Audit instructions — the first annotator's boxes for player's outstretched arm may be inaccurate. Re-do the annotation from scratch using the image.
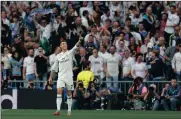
[70,37,83,55]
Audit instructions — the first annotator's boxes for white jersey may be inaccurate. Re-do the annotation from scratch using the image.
[51,46,77,83]
[132,62,147,79]
[122,57,135,77]
[105,53,122,76]
[88,55,104,78]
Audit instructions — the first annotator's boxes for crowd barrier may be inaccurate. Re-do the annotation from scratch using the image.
[7,80,181,94]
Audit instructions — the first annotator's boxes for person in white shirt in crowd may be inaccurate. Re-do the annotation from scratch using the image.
[117,40,129,59]
[129,8,143,27]
[164,5,180,47]
[84,25,101,46]
[157,37,166,59]
[1,47,11,71]
[109,1,121,16]
[140,37,150,57]
[104,46,122,90]
[79,1,93,17]
[172,43,181,81]
[81,10,91,30]
[1,10,10,26]
[101,8,114,26]
[23,48,35,88]
[126,26,143,45]
[98,44,109,61]
[122,49,135,80]
[132,53,148,81]
[89,49,104,84]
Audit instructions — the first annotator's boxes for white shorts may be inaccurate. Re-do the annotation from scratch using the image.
[57,78,74,91]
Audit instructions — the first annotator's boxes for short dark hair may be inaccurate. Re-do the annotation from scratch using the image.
[1,61,4,65]
[101,44,107,50]
[152,50,159,57]
[136,53,143,59]
[28,47,34,51]
[83,10,89,17]
[126,17,131,21]
[170,5,176,9]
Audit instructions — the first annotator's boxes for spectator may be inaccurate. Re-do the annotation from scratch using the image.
[161,79,181,111]
[79,2,93,17]
[101,9,114,26]
[1,61,10,89]
[34,46,48,88]
[122,49,135,80]
[169,26,181,47]
[156,37,166,59]
[147,50,164,80]
[23,48,35,88]
[1,10,10,26]
[84,35,98,55]
[9,51,24,88]
[144,84,160,110]
[89,49,104,84]
[92,2,102,26]
[86,81,101,109]
[131,53,148,80]
[99,83,111,110]
[10,15,20,41]
[159,13,168,37]
[127,77,147,110]
[164,40,181,80]
[72,81,87,109]
[164,5,180,47]
[98,44,109,61]
[138,22,147,39]
[1,47,11,71]
[143,7,156,32]
[172,44,181,81]
[104,46,122,90]
[33,15,52,55]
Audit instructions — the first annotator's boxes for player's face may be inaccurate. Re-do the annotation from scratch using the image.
[60,42,67,51]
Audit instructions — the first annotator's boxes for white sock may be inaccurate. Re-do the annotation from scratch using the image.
[67,96,72,112]
[56,94,62,111]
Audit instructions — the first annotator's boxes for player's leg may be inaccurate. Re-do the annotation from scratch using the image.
[66,84,74,116]
[54,80,65,115]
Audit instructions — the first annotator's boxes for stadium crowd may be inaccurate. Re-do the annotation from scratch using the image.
[1,1,181,110]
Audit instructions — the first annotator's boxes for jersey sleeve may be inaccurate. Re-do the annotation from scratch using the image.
[69,45,78,56]
[51,55,59,72]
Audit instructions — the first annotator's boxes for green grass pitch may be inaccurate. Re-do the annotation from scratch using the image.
[2,110,181,119]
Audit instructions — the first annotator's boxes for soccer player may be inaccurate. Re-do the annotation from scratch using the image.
[49,39,81,116]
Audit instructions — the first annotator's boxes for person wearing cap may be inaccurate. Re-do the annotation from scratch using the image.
[144,84,160,110]
[172,43,181,81]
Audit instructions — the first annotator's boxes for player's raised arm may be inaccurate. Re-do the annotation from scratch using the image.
[69,37,83,55]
